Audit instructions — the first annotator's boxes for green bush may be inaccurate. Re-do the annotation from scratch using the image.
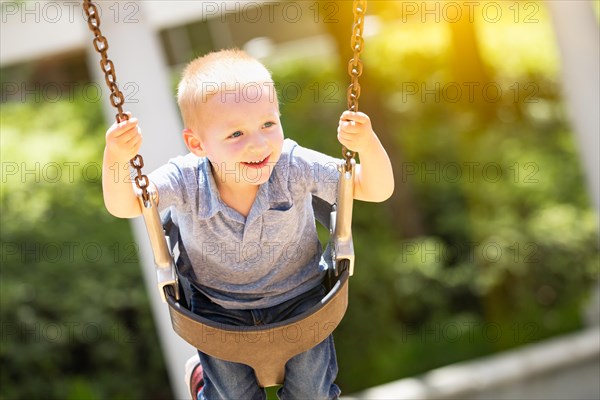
[1,99,171,399]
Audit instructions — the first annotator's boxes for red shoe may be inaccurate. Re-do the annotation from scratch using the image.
[185,354,204,399]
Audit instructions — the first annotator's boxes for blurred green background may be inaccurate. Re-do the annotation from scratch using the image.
[1,1,599,399]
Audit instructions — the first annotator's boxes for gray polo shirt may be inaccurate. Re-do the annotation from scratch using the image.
[149,139,340,309]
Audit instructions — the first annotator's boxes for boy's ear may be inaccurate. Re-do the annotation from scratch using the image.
[183,128,207,157]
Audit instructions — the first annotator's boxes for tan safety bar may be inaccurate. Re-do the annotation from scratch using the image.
[333,159,356,275]
[136,188,179,302]
[166,270,349,388]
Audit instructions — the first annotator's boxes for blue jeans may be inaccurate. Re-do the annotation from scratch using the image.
[190,283,341,400]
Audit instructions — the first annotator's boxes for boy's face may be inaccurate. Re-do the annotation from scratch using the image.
[184,82,284,190]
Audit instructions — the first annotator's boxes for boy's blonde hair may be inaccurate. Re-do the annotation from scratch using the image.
[177,49,275,133]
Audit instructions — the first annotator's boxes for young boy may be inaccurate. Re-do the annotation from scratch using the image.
[102,49,393,399]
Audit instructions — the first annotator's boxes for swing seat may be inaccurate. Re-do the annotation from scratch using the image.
[136,159,356,389]
[160,193,351,388]
[164,271,349,388]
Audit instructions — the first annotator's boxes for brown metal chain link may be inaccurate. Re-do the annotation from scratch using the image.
[344,0,367,169]
[82,0,150,203]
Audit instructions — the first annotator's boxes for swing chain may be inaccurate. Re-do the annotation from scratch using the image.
[82,0,150,203]
[344,0,367,169]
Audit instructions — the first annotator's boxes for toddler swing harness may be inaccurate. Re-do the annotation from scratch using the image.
[82,0,367,388]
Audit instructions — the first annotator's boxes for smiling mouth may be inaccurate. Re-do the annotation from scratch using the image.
[241,155,270,169]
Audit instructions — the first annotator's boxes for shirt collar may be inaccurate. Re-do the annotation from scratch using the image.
[196,158,225,220]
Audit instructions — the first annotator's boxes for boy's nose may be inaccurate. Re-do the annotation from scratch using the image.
[247,133,267,153]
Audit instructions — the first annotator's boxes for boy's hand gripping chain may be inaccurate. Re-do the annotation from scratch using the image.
[82,0,179,302]
[343,0,367,168]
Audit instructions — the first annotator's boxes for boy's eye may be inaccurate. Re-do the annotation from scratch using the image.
[263,122,275,128]
[229,131,242,138]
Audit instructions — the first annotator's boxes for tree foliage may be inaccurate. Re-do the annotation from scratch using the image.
[1,100,171,399]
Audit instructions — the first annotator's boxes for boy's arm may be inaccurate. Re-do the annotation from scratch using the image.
[102,116,144,218]
[337,111,394,202]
